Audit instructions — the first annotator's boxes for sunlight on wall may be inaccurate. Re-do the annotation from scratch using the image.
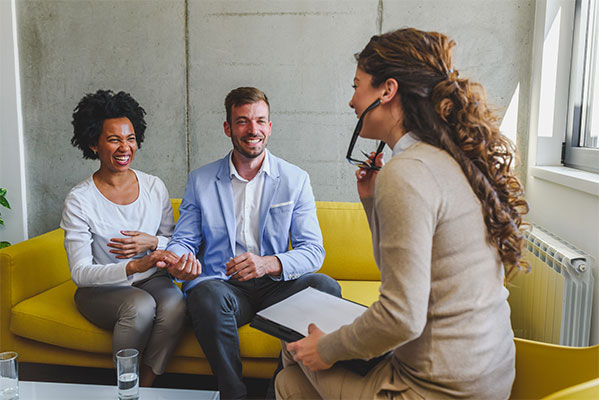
[537,7,561,138]
[588,33,599,144]
[500,83,520,146]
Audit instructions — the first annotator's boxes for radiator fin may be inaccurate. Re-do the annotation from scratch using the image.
[507,225,594,347]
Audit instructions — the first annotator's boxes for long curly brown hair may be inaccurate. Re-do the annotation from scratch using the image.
[356,28,529,278]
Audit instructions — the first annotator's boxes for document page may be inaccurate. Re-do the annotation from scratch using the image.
[256,287,367,337]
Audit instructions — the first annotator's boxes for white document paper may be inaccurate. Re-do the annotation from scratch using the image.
[256,287,367,337]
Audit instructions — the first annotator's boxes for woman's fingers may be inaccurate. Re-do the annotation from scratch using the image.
[286,341,299,358]
[375,152,384,167]
[161,251,180,265]
[356,168,368,180]
[108,238,133,245]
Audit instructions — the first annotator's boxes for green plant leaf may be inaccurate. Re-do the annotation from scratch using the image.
[0,241,10,249]
[0,196,10,210]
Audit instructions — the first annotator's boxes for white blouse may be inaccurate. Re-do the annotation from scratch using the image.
[60,169,174,287]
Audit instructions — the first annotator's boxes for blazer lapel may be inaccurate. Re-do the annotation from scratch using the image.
[259,152,280,251]
[215,154,236,256]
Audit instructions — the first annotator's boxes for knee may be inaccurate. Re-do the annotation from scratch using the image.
[119,292,156,328]
[275,366,291,399]
[186,281,236,322]
[303,273,341,297]
[275,365,305,400]
[157,294,187,326]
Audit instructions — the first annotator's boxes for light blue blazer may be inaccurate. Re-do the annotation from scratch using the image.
[167,150,325,294]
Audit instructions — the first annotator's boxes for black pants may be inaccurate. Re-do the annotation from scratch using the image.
[186,273,341,399]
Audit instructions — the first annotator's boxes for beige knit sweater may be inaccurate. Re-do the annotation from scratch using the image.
[318,142,515,399]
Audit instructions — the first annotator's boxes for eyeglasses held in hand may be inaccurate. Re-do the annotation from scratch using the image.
[346,99,385,171]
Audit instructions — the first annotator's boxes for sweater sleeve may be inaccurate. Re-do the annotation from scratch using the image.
[154,177,175,250]
[318,158,441,363]
[60,192,130,287]
[360,196,375,232]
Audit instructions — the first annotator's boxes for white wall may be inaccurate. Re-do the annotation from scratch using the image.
[526,0,599,345]
[0,0,27,245]
[525,175,599,345]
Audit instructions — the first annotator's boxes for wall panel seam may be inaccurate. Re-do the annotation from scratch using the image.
[184,0,190,175]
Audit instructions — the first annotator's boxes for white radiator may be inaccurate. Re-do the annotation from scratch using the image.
[507,224,595,347]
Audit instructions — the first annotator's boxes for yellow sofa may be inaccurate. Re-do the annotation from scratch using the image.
[0,200,381,379]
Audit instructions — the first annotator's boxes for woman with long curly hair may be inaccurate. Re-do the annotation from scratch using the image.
[276,28,528,399]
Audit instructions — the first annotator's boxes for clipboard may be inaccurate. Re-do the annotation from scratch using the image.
[250,287,390,376]
[250,315,304,343]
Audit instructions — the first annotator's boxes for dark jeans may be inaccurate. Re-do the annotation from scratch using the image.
[186,273,341,399]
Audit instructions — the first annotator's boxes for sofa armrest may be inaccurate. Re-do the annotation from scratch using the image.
[0,228,70,308]
[0,228,70,351]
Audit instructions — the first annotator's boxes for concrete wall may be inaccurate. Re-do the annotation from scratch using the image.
[17,0,188,236]
[16,0,535,238]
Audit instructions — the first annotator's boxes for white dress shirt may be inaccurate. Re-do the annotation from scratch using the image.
[229,152,271,257]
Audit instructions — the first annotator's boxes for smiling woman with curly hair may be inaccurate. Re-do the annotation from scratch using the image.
[276,28,528,400]
[61,90,194,387]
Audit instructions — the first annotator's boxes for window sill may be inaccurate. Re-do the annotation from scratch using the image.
[530,166,599,196]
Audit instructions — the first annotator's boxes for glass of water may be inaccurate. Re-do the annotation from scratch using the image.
[116,349,139,400]
[0,352,18,400]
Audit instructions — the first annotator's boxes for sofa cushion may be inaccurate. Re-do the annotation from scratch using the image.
[10,278,380,358]
[315,201,380,281]
[338,280,380,306]
[11,280,112,353]
[175,324,282,359]
[10,280,282,358]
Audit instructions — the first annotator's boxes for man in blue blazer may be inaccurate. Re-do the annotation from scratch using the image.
[166,87,341,399]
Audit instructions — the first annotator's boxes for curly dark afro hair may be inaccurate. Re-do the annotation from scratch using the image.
[71,90,147,160]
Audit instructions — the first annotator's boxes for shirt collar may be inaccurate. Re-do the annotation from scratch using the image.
[391,132,421,157]
[229,150,271,182]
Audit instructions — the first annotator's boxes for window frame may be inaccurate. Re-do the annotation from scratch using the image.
[564,0,598,173]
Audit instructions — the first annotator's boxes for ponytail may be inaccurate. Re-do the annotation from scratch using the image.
[431,74,529,278]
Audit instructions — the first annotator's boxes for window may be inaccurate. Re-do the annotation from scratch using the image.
[564,0,599,172]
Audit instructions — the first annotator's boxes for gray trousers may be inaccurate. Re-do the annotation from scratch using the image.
[186,273,342,399]
[74,269,187,375]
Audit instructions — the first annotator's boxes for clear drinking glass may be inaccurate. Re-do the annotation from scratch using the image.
[116,349,139,400]
[0,352,18,400]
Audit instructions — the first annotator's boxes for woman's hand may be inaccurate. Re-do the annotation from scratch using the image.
[356,152,384,199]
[125,249,179,276]
[286,324,333,372]
[108,231,159,259]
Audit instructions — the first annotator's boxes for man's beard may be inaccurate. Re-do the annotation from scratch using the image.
[231,135,267,159]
